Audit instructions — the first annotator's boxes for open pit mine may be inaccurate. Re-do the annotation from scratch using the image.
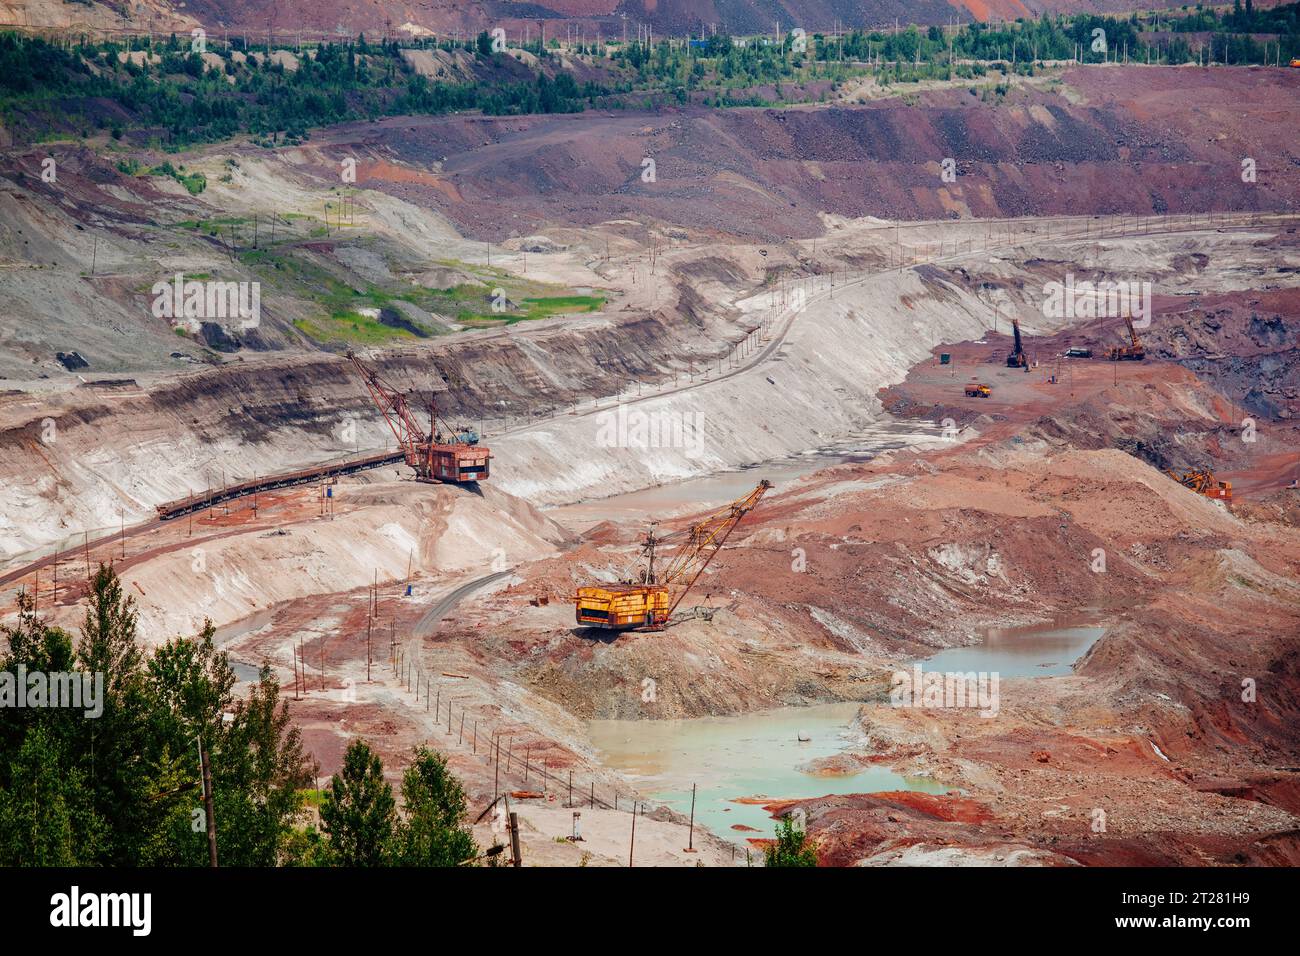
[1,4,1298,920]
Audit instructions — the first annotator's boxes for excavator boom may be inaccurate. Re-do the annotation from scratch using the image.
[1109,316,1145,361]
[347,350,491,484]
[1006,319,1028,368]
[574,480,772,630]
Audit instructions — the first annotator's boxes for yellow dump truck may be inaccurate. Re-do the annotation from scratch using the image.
[574,583,671,629]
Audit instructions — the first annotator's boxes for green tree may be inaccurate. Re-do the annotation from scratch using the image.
[74,564,154,865]
[320,740,395,866]
[391,747,476,866]
[0,725,104,865]
[764,814,818,867]
[217,666,317,864]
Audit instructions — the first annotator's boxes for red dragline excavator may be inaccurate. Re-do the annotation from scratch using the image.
[347,350,490,483]
[574,480,772,630]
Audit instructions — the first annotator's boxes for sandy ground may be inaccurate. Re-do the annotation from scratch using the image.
[472,803,739,867]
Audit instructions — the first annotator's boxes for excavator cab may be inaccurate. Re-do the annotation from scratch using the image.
[574,481,771,632]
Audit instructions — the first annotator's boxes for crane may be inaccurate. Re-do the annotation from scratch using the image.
[1005,318,1028,369]
[347,350,490,483]
[1108,315,1145,361]
[574,479,772,630]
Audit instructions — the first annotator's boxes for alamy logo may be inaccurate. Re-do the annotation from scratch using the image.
[1042,274,1151,328]
[151,273,261,332]
[891,664,999,718]
[594,403,706,459]
[0,666,104,718]
[50,886,151,936]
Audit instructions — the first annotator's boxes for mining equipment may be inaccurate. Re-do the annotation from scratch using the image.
[347,350,490,483]
[1108,316,1146,362]
[574,480,772,630]
[1291,58,1300,67]
[1006,319,1029,369]
[1065,346,1092,359]
[1166,468,1232,502]
[965,382,991,398]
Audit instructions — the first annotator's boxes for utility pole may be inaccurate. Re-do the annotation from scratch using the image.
[509,807,523,867]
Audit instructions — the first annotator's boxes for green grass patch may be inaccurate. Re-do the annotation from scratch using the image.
[458,293,605,326]
[293,310,417,346]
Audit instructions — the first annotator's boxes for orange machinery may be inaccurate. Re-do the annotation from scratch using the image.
[575,480,772,630]
[348,350,490,483]
[965,382,991,398]
[1108,315,1146,362]
[1166,468,1232,502]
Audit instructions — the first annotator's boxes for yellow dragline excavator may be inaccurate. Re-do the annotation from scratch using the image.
[574,480,772,631]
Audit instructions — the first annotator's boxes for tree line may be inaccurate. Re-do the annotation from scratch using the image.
[0,32,602,146]
[0,565,480,866]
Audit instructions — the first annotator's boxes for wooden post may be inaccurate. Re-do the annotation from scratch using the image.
[509,811,522,867]
[628,802,637,867]
[688,783,696,851]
